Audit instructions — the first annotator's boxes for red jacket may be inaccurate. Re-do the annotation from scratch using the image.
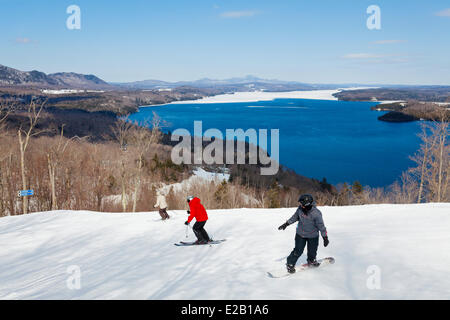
[187,197,208,223]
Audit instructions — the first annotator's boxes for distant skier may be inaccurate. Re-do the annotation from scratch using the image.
[185,196,211,244]
[154,190,170,220]
[278,194,329,273]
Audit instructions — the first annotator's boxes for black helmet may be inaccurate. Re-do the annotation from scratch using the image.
[298,194,314,207]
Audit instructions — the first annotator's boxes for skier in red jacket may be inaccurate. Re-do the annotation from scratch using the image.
[185,196,211,244]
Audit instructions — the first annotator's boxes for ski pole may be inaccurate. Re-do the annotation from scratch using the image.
[185,223,193,238]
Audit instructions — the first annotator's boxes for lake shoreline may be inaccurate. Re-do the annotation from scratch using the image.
[139,87,375,107]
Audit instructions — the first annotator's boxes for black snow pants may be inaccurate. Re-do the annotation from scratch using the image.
[286,234,319,266]
[193,221,210,242]
[159,208,170,220]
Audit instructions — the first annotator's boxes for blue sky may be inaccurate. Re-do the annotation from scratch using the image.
[1,0,449,84]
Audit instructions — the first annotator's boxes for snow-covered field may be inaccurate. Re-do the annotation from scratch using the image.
[157,167,231,196]
[168,88,373,104]
[0,203,449,300]
[192,167,230,183]
[41,89,105,95]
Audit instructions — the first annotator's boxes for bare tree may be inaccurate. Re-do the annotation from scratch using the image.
[111,116,133,212]
[17,100,46,214]
[0,102,16,151]
[0,106,10,216]
[46,125,84,210]
[111,115,133,151]
[0,105,10,162]
[434,111,449,202]
[410,123,437,203]
[409,115,449,203]
[0,107,8,135]
[129,112,162,212]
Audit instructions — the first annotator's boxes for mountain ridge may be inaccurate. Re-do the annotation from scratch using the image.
[113,75,318,90]
[0,64,112,90]
[2,63,447,94]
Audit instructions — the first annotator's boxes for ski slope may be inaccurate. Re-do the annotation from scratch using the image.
[0,203,449,300]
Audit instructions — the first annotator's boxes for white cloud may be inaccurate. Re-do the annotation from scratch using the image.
[220,10,259,18]
[342,53,409,64]
[343,53,386,59]
[371,40,407,45]
[436,8,450,17]
[15,37,33,44]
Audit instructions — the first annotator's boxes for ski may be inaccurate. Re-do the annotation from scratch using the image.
[174,239,226,246]
[267,257,335,278]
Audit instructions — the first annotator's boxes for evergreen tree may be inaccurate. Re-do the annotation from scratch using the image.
[267,180,281,208]
[352,181,363,194]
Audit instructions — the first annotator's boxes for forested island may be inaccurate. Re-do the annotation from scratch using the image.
[372,101,449,122]
[334,87,450,122]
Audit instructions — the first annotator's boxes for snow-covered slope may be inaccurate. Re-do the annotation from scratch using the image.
[0,204,449,300]
[158,167,229,195]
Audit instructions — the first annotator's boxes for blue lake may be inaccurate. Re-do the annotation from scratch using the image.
[128,99,422,187]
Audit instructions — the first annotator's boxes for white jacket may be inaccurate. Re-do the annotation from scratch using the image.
[154,194,168,209]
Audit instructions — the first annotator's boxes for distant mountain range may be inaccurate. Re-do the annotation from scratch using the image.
[2,63,447,95]
[113,75,334,90]
[0,64,323,91]
[0,64,349,92]
[0,64,112,90]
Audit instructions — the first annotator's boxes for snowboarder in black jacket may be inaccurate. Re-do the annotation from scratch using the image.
[278,194,329,273]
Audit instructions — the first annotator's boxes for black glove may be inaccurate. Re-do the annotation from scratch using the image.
[187,210,190,215]
[278,222,289,231]
[184,221,189,225]
[323,236,329,247]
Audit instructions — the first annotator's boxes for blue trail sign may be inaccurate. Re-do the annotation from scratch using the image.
[18,190,34,197]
